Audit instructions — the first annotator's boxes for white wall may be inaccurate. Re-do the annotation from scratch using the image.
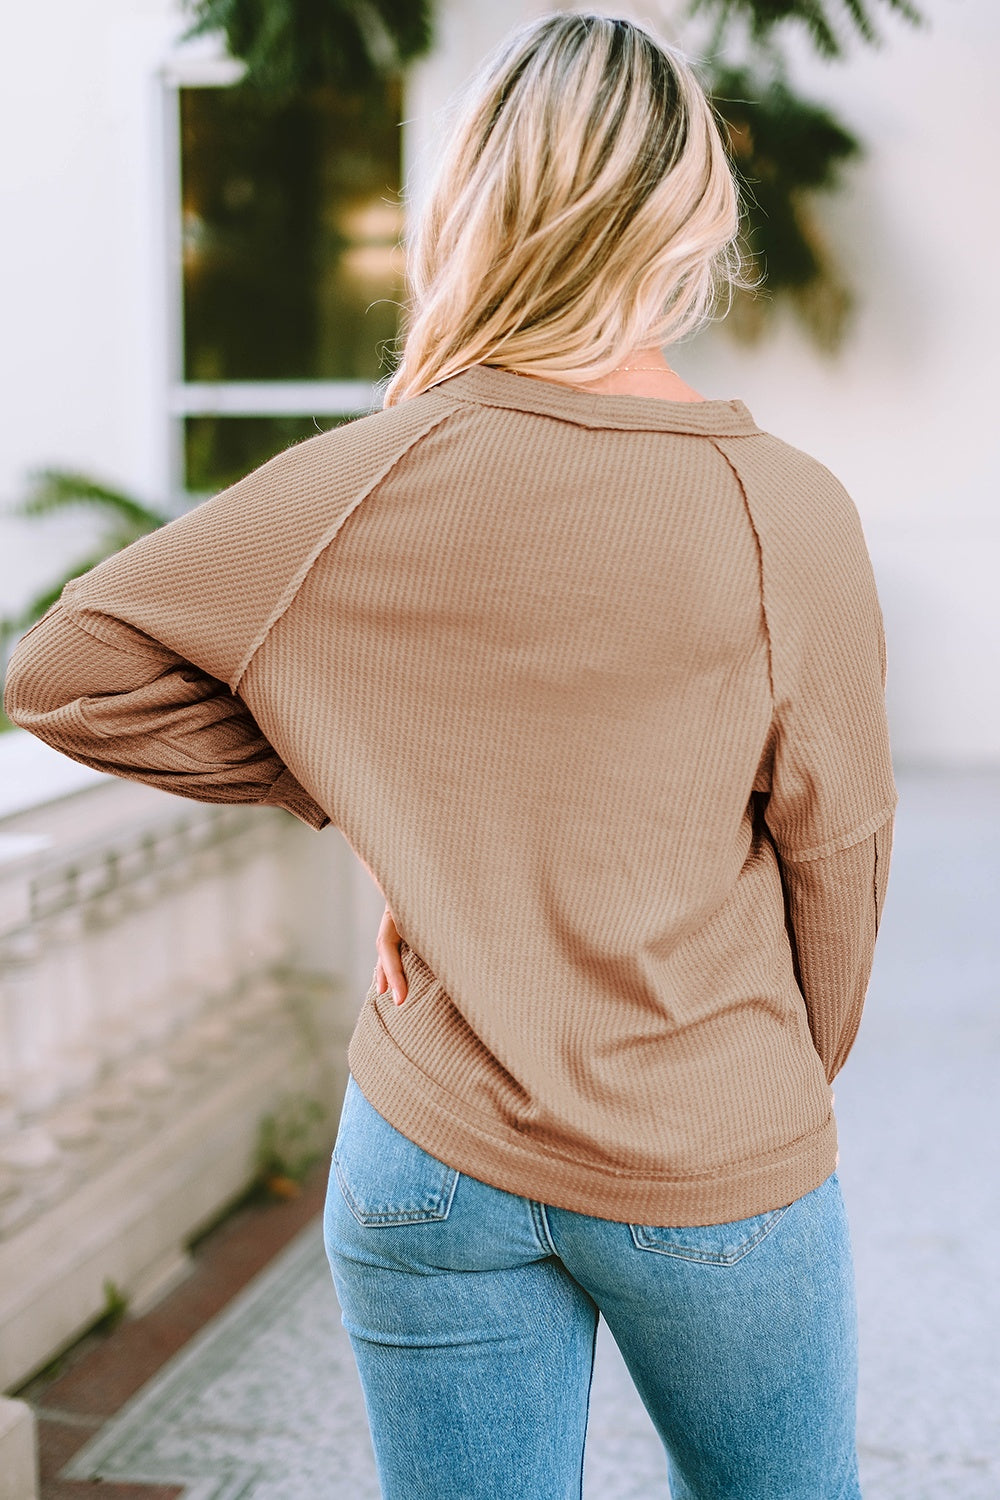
[1,0,183,612]
[663,0,1000,767]
[2,0,997,765]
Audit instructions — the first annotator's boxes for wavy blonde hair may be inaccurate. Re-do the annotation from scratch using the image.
[382,11,746,405]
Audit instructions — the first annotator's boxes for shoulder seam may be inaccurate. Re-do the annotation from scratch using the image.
[775,801,897,863]
[229,398,463,693]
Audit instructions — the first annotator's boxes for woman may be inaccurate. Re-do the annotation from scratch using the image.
[3,11,896,1499]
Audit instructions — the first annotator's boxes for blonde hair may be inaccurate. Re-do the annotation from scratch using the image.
[382,11,746,405]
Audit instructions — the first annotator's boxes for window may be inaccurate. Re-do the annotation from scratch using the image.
[166,62,404,495]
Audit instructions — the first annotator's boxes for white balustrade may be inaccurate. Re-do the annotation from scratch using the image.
[0,720,378,1403]
[0,766,362,1392]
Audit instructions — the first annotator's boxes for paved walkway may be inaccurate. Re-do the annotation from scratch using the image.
[23,767,1000,1497]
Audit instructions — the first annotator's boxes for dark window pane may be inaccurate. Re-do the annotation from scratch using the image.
[180,81,404,382]
[185,414,356,494]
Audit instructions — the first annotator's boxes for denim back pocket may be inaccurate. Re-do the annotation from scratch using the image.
[629,1200,792,1265]
[333,1074,460,1227]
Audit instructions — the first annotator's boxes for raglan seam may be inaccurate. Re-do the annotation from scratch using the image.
[712,433,897,863]
[229,397,466,694]
[708,436,776,751]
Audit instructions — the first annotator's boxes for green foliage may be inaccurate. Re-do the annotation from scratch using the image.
[690,0,923,59]
[93,1279,130,1335]
[0,469,171,643]
[17,470,168,534]
[690,0,922,348]
[176,0,924,356]
[254,1094,328,1196]
[709,64,863,347]
[182,0,433,98]
[0,471,173,733]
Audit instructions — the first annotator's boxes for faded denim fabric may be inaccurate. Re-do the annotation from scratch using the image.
[324,1073,863,1500]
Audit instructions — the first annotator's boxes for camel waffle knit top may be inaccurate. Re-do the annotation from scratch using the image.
[3,364,897,1225]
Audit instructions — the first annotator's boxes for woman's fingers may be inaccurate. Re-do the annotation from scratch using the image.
[375,905,408,1005]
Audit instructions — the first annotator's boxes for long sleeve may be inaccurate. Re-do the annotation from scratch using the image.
[778,815,893,1082]
[3,594,329,828]
[2,391,457,826]
[719,433,899,1081]
[758,492,899,1080]
[762,568,897,1082]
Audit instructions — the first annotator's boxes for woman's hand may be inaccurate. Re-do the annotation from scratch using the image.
[374,904,408,1006]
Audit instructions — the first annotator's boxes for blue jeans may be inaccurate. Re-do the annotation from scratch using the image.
[323,1073,863,1500]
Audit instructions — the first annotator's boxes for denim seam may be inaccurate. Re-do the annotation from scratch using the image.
[529,1199,559,1256]
[333,1154,460,1227]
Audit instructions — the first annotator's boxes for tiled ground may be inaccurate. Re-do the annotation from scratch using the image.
[20,767,1000,1498]
[22,1173,329,1499]
[55,1219,677,1500]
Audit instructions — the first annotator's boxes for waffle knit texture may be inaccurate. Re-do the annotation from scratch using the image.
[3,365,897,1225]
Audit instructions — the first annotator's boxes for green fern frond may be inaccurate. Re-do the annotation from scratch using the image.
[3,550,139,638]
[16,470,171,532]
[2,472,173,673]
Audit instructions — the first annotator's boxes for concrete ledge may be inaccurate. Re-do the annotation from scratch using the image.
[0,1022,324,1394]
[0,1397,38,1500]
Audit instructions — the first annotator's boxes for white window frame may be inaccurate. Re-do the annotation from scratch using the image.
[159,51,385,499]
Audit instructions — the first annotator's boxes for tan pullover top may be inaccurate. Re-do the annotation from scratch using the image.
[3,364,897,1226]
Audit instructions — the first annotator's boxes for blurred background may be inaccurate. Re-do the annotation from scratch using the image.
[3,0,999,761]
[0,2,998,1497]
